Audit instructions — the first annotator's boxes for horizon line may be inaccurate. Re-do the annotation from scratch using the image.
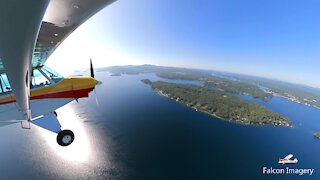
[79,64,320,89]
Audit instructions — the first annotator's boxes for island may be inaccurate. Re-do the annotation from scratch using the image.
[156,72,272,101]
[314,133,320,139]
[142,79,292,127]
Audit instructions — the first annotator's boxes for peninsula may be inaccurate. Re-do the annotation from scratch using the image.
[142,79,292,127]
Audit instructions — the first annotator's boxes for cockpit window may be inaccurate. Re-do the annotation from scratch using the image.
[30,66,63,89]
[0,66,63,93]
[0,73,12,94]
[31,69,51,88]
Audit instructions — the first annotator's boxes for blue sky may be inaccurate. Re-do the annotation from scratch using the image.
[48,0,320,87]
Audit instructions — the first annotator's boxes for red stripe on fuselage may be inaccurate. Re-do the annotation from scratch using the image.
[0,87,94,105]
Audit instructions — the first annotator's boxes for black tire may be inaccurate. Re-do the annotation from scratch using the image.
[57,130,75,146]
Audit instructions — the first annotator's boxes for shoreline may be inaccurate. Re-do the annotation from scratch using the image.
[156,89,292,127]
[265,91,320,110]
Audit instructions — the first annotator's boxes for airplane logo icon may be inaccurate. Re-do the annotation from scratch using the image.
[278,154,298,165]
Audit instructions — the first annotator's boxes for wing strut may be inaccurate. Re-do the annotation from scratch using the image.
[0,0,50,120]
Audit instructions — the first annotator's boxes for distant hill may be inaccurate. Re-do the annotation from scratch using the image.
[97,64,212,77]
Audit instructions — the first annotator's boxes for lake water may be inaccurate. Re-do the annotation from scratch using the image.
[0,72,319,179]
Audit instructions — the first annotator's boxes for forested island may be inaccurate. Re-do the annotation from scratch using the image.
[156,72,271,101]
[142,79,292,127]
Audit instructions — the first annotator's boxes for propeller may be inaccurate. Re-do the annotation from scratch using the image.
[90,59,99,107]
[90,58,95,78]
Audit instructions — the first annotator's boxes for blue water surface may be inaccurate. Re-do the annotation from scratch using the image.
[0,72,319,179]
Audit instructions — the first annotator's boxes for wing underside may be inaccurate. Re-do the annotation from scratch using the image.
[33,0,117,68]
[0,0,116,74]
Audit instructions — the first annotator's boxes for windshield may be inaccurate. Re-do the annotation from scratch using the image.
[42,65,63,83]
[31,69,51,88]
[30,66,63,89]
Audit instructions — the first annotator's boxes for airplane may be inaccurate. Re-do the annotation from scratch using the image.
[0,0,116,146]
[278,154,298,165]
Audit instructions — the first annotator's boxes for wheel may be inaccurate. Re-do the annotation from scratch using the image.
[57,130,74,146]
[54,111,57,117]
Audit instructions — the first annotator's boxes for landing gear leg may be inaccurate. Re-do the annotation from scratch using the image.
[31,112,75,146]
